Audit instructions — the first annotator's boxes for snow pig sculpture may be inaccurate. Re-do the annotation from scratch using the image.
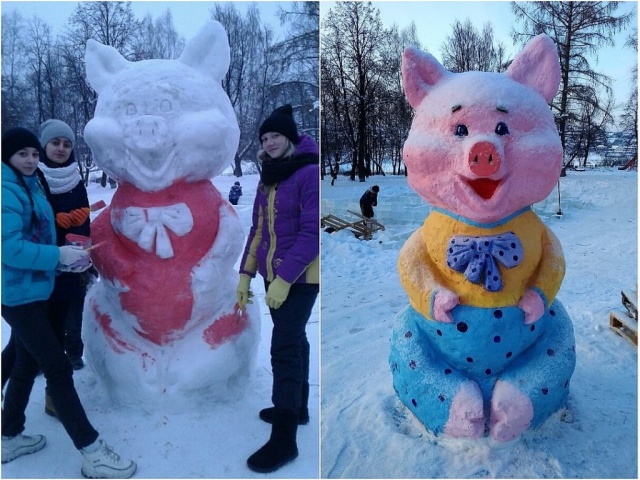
[389,34,576,443]
[83,22,260,412]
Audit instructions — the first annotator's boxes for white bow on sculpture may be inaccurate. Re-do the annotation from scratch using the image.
[113,203,194,259]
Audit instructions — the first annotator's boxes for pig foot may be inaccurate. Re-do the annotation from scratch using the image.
[489,380,533,442]
[444,380,485,439]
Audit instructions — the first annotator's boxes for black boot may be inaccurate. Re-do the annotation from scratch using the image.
[259,382,310,425]
[247,409,298,473]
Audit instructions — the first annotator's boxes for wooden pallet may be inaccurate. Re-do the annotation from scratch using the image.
[321,211,385,240]
[346,210,385,232]
[609,309,637,346]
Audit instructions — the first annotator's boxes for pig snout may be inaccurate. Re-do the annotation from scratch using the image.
[127,115,170,152]
[468,141,501,177]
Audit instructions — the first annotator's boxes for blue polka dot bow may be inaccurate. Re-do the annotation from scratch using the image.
[446,232,523,292]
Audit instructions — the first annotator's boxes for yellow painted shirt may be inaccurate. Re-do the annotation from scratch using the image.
[398,207,565,320]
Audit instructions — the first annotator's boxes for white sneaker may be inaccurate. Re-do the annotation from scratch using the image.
[81,440,137,478]
[1,433,46,463]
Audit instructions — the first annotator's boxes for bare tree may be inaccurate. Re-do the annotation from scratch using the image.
[213,3,279,176]
[322,1,390,182]
[620,28,638,155]
[67,1,139,58]
[2,12,29,130]
[132,10,185,61]
[512,1,632,162]
[441,19,509,73]
[276,1,319,139]
[24,18,61,124]
[564,87,615,167]
[381,23,421,176]
[321,6,421,180]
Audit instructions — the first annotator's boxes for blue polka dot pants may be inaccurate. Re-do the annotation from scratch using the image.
[389,300,576,437]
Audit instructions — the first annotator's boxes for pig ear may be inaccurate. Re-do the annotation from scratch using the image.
[506,34,560,103]
[179,21,230,81]
[402,46,450,109]
[84,39,130,94]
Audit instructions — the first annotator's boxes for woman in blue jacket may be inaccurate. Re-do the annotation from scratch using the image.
[237,105,319,473]
[1,127,136,478]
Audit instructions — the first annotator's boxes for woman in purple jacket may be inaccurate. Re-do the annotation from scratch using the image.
[237,105,319,473]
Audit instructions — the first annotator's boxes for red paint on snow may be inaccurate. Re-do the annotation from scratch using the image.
[203,306,249,348]
[91,300,135,354]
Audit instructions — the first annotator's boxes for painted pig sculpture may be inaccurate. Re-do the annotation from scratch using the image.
[82,22,260,412]
[389,34,576,443]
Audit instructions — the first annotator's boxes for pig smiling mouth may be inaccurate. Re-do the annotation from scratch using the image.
[466,178,502,200]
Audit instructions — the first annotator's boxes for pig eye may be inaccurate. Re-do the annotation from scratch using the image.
[455,124,469,137]
[126,104,137,116]
[495,122,509,136]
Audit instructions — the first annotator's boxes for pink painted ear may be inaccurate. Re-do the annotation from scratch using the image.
[506,34,561,103]
[402,46,450,109]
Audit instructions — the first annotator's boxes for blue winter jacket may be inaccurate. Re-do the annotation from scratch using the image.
[2,163,60,306]
[228,184,243,202]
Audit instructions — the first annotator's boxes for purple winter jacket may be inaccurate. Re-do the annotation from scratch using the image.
[239,134,319,285]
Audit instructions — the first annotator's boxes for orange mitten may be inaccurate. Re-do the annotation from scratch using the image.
[69,207,90,226]
[55,212,73,229]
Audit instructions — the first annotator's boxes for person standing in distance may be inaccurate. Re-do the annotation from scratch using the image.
[359,184,379,219]
[236,105,319,473]
[228,181,243,205]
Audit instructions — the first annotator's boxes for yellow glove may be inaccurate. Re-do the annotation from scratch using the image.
[265,277,292,310]
[236,274,253,310]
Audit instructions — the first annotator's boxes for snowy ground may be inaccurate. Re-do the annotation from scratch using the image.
[1,173,320,479]
[320,169,638,479]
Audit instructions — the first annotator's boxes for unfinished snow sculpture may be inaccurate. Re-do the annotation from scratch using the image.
[389,34,576,443]
[83,22,260,412]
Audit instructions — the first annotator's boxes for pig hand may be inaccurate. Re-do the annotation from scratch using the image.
[518,289,545,325]
[433,289,459,323]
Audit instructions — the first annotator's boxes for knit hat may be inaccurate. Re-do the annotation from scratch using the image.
[372,185,380,193]
[2,127,42,164]
[259,104,299,145]
[39,119,75,149]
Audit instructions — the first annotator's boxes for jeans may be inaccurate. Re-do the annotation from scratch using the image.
[1,297,73,391]
[51,285,87,360]
[266,281,319,413]
[1,301,99,449]
[64,289,86,359]
[1,333,16,391]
